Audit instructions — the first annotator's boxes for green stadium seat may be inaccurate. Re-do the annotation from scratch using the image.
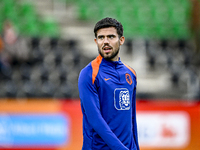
[83,1,101,21]
[65,0,192,39]
[152,7,169,25]
[173,25,191,39]
[42,18,60,38]
[75,0,90,20]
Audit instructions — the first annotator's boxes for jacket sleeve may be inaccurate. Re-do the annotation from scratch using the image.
[132,78,140,150]
[78,67,128,150]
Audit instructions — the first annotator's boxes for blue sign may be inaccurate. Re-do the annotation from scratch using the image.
[0,113,69,147]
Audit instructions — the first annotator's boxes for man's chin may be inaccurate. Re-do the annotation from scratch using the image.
[102,54,112,60]
[98,49,119,60]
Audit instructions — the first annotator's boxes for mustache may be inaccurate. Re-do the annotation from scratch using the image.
[102,44,112,49]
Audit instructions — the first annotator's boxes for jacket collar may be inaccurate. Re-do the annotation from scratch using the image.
[101,56,123,66]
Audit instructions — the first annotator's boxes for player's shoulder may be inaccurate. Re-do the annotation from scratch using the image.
[79,55,103,84]
[79,62,92,77]
[78,62,93,87]
[81,55,103,73]
[123,63,137,78]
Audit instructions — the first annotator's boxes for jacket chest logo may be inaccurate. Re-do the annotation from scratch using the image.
[125,73,132,85]
[104,78,111,81]
[114,88,130,110]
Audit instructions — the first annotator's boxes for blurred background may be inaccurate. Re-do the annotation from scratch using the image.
[0,0,199,150]
[0,0,199,100]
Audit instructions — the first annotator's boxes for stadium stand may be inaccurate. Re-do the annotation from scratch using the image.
[0,0,199,100]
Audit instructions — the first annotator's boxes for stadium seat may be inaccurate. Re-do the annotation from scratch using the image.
[42,18,60,37]
[22,80,36,97]
[5,81,17,97]
[20,63,31,81]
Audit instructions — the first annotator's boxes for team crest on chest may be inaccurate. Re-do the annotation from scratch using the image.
[114,88,130,110]
[125,73,132,85]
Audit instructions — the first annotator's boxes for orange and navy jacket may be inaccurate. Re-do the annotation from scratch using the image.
[78,55,140,150]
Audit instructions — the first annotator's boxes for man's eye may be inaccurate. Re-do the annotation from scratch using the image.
[109,35,114,39]
[98,36,104,39]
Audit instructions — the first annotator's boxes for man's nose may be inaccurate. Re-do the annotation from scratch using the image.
[103,37,109,44]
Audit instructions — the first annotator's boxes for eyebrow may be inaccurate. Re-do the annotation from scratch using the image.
[97,34,116,38]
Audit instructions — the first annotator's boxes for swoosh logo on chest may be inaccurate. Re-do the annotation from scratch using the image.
[104,78,111,81]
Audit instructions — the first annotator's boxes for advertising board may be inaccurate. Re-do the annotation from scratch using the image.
[0,99,199,150]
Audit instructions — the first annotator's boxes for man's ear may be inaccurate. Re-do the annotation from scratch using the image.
[94,38,97,44]
[120,36,125,45]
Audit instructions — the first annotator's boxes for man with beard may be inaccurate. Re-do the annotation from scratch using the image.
[78,17,140,150]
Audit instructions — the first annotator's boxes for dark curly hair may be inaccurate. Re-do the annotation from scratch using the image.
[94,17,123,38]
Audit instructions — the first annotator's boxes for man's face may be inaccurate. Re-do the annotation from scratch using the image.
[94,27,125,61]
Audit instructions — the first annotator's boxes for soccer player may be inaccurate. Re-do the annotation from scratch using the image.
[78,17,140,150]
